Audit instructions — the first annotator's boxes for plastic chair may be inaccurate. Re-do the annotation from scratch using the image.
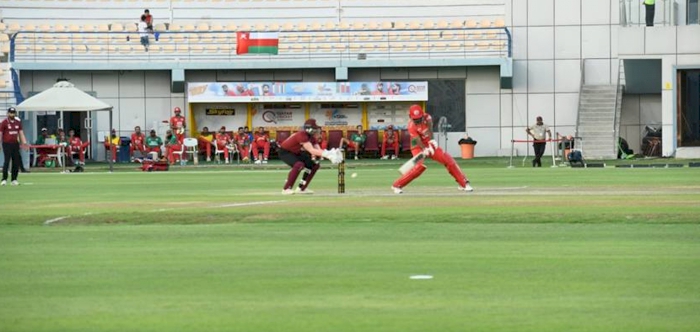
[275,130,291,144]
[183,138,199,162]
[363,130,379,157]
[328,130,343,149]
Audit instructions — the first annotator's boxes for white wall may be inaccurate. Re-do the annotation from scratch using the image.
[619,94,662,153]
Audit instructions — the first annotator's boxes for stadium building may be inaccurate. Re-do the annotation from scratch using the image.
[1,0,699,162]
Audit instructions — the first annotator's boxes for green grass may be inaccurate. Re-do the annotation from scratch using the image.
[1,159,699,331]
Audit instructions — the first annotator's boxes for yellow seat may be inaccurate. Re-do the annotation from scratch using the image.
[196,23,210,31]
[423,20,435,29]
[447,42,463,51]
[154,23,167,31]
[88,44,103,53]
[125,23,138,32]
[58,45,73,53]
[83,24,96,32]
[310,22,322,31]
[408,21,421,29]
[465,20,477,29]
[111,23,124,32]
[324,21,337,30]
[7,23,22,33]
[381,21,393,29]
[190,45,204,53]
[239,23,251,31]
[477,41,490,50]
[255,23,267,31]
[169,24,183,32]
[494,18,506,28]
[23,24,38,32]
[339,21,352,30]
[177,44,189,52]
[199,33,214,43]
[281,23,295,31]
[431,42,446,51]
[225,23,238,31]
[268,23,280,31]
[436,20,449,29]
[394,21,407,29]
[210,24,224,31]
[161,44,176,53]
[118,45,132,53]
[204,44,218,53]
[212,33,228,43]
[184,24,196,31]
[97,24,110,32]
[74,45,88,53]
[480,19,492,28]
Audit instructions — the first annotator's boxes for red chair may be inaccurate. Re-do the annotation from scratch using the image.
[363,130,379,157]
[328,130,343,149]
[275,130,291,144]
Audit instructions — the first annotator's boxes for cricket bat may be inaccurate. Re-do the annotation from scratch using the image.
[398,152,425,175]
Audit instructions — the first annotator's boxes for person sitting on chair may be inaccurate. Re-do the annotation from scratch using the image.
[235,127,252,163]
[197,126,214,161]
[215,126,233,163]
[381,125,399,160]
[68,129,89,165]
[130,126,147,161]
[104,129,121,163]
[252,126,271,164]
[165,129,183,165]
[339,125,366,160]
[145,129,163,159]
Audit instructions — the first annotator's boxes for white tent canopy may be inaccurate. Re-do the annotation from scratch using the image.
[15,81,114,172]
[16,81,112,112]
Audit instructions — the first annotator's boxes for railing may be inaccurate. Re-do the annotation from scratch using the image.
[612,59,623,157]
[620,0,679,26]
[575,59,587,139]
[8,27,512,64]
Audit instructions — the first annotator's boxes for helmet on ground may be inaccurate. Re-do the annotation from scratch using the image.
[409,104,424,120]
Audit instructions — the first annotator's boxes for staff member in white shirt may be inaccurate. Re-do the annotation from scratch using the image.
[525,116,551,167]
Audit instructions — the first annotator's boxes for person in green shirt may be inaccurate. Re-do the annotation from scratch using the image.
[145,129,163,158]
[34,128,55,145]
[339,125,366,160]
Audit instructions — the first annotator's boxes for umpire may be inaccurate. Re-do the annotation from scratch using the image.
[1,107,29,186]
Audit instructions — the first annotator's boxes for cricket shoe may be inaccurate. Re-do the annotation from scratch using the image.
[391,155,397,160]
[391,186,403,194]
[262,159,268,164]
[254,159,262,165]
[459,182,474,192]
[281,189,295,195]
[294,187,314,194]
[0,180,6,186]
[381,155,389,160]
[11,180,19,186]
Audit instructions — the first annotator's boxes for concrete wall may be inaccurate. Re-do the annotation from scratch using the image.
[618,25,700,155]
[619,93,662,153]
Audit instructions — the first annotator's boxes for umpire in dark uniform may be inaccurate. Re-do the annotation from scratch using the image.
[1,107,29,186]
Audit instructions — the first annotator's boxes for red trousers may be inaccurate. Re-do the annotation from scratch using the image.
[69,142,90,162]
[393,147,467,189]
[382,140,399,157]
[216,142,230,161]
[167,144,183,164]
[198,139,212,158]
[129,144,146,157]
[252,140,270,160]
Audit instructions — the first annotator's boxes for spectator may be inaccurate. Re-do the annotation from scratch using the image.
[381,125,399,160]
[104,128,121,163]
[165,129,183,165]
[143,9,153,32]
[197,126,214,162]
[215,126,233,164]
[138,14,149,52]
[56,129,68,145]
[644,0,655,27]
[169,107,186,143]
[34,128,56,166]
[244,126,254,143]
[1,107,29,186]
[525,116,552,167]
[68,129,89,165]
[145,129,163,158]
[252,126,270,164]
[339,124,366,160]
[235,127,251,162]
[130,126,147,161]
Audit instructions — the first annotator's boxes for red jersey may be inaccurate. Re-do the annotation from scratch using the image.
[215,133,230,145]
[69,136,83,147]
[280,130,317,155]
[407,113,433,148]
[170,115,186,130]
[131,133,145,146]
[384,130,397,144]
[254,132,269,143]
[235,133,250,146]
[0,118,22,143]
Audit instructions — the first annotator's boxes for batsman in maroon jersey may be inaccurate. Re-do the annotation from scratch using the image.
[278,119,343,194]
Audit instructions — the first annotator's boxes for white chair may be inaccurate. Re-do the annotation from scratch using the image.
[212,141,238,164]
[183,138,199,162]
[171,142,188,165]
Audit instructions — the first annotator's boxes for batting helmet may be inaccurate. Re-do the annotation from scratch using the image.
[174,107,181,113]
[303,119,319,134]
[409,104,424,120]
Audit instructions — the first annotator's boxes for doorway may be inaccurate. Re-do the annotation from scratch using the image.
[678,70,700,147]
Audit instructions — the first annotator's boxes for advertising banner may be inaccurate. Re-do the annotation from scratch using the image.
[251,104,305,130]
[187,82,428,103]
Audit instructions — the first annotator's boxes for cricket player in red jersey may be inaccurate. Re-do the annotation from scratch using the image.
[130,126,146,161]
[278,119,343,194]
[234,127,251,162]
[0,107,29,186]
[381,125,399,159]
[252,126,270,164]
[215,126,232,163]
[169,107,186,143]
[68,129,89,165]
[391,104,473,194]
[165,129,183,165]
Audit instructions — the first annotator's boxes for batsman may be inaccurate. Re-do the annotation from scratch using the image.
[392,104,473,194]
